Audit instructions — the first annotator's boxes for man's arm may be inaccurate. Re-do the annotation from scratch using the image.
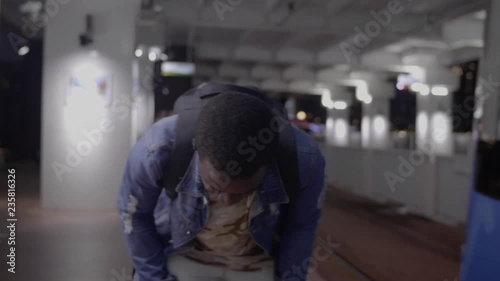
[276,149,327,281]
[116,134,173,281]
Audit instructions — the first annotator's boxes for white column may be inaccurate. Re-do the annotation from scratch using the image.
[330,108,350,147]
[130,23,166,144]
[411,64,457,156]
[416,88,432,152]
[352,73,393,150]
[41,0,139,209]
[369,98,391,149]
[130,57,156,144]
[323,86,351,147]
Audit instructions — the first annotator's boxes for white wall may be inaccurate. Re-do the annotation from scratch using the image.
[41,0,139,209]
[323,146,366,195]
[319,143,472,224]
[436,155,472,223]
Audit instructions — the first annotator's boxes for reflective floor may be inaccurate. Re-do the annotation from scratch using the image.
[0,163,464,281]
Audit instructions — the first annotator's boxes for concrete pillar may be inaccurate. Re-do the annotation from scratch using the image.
[365,98,391,149]
[351,72,393,149]
[410,63,457,155]
[324,86,351,147]
[41,0,139,209]
[130,57,156,144]
[329,107,350,147]
[131,23,166,144]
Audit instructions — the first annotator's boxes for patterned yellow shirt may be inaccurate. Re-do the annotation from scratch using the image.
[182,191,273,271]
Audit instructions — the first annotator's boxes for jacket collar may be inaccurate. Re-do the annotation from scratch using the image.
[177,153,290,204]
[176,152,205,198]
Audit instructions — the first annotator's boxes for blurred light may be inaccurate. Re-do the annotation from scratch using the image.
[373,115,386,135]
[90,50,98,58]
[160,53,169,61]
[432,112,449,144]
[335,119,347,141]
[65,62,106,131]
[355,81,372,104]
[420,85,430,95]
[417,112,428,139]
[468,63,476,71]
[411,83,430,95]
[398,130,407,137]
[326,117,334,145]
[333,101,348,110]
[401,66,425,81]
[18,46,30,56]
[431,86,449,96]
[410,82,423,92]
[362,116,370,147]
[74,63,104,86]
[364,95,372,104]
[397,74,419,90]
[321,90,334,109]
[452,66,463,76]
[148,52,157,62]
[161,62,196,76]
[355,81,368,102]
[466,72,473,80]
[135,49,143,57]
[297,111,306,121]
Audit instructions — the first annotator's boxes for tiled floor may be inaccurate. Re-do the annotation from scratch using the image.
[0,164,464,281]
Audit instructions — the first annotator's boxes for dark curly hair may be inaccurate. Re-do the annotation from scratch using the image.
[195,92,280,179]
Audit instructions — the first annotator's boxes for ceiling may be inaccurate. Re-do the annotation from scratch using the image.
[138,0,487,93]
[1,0,490,94]
[140,0,486,60]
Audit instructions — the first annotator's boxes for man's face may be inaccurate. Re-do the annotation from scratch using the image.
[198,158,267,206]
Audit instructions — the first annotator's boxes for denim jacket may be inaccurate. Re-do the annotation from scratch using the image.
[117,115,326,281]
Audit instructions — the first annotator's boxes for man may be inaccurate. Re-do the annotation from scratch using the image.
[117,88,327,281]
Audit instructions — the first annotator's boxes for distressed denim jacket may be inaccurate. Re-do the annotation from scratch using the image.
[117,115,326,281]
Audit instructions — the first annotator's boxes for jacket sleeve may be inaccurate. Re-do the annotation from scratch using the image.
[116,133,174,281]
[276,148,327,281]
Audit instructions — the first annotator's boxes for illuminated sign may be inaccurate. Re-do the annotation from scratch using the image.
[161,62,195,76]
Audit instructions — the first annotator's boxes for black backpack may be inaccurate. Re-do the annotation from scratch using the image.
[162,83,301,200]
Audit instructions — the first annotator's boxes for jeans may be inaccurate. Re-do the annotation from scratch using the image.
[167,255,274,281]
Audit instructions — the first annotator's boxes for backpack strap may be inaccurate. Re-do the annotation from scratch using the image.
[163,88,201,199]
[162,83,300,200]
[275,115,301,200]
